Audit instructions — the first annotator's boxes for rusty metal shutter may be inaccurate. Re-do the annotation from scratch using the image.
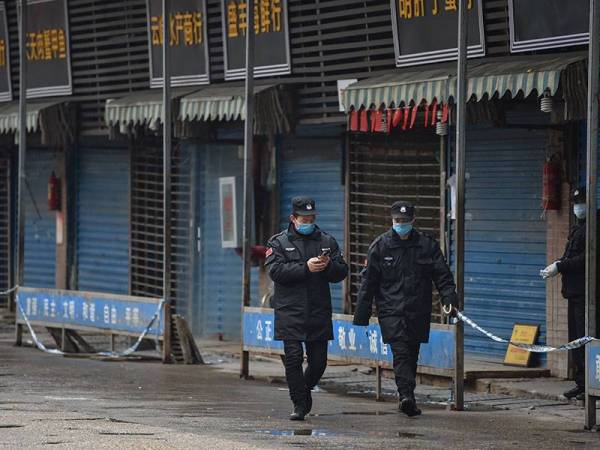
[130,141,191,314]
[348,134,442,318]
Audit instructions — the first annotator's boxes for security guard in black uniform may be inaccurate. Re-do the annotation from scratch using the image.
[541,186,599,401]
[265,196,348,421]
[353,201,457,417]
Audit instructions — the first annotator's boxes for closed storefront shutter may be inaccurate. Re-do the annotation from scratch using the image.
[459,125,548,359]
[279,137,345,313]
[23,148,56,288]
[76,142,130,294]
[194,144,245,338]
[130,143,192,313]
[0,154,10,308]
[348,136,441,316]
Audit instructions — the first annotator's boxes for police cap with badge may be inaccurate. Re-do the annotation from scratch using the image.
[572,186,586,203]
[391,201,415,220]
[292,196,318,216]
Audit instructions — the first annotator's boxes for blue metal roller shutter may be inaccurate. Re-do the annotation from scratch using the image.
[459,125,548,360]
[279,137,345,313]
[77,143,130,294]
[23,148,56,288]
[194,143,259,339]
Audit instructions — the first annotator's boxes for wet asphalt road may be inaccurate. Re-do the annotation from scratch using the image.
[1,343,599,449]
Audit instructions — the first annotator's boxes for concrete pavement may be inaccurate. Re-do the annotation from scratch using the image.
[2,336,600,449]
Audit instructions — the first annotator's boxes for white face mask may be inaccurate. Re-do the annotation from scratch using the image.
[573,203,586,219]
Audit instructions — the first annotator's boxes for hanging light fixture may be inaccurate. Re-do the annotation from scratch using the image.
[436,109,448,136]
[540,88,553,113]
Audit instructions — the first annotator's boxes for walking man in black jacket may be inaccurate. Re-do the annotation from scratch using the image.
[265,196,348,420]
[541,186,598,401]
[353,201,457,417]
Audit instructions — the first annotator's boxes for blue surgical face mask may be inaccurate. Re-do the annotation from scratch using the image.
[393,223,413,236]
[295,222,316,235]
[574,203,586,220]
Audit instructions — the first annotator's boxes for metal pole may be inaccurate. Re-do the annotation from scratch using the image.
[162,0,173,364]
[240,0,255,379]
[453,0,468,412]
[585,0,599,430]
[16,0,27,290]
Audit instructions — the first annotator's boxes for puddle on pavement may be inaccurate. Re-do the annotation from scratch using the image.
[398,432,424,439]
[0,425,24,429]
[320,410,395,417]
[256,429,341,437]
[99,432,155,436]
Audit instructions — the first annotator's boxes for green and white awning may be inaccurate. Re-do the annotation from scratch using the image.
[342,53,586,111]
[105,87,198,128]
[0,100,63,134]
[179,84,278,122]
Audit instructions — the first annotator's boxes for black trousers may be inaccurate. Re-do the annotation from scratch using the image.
[568,297,586,388]
[389,340,421,400]
[283,340,328,406]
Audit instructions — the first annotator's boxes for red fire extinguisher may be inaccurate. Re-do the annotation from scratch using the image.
[542,158,560,211]
[48,171,60,211]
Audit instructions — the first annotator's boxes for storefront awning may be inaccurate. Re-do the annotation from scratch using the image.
[0,100,75,146]
[0,100,64,134]
[105,87,199,129]
[179,84,290,135]
[179,84,276,121]
[342,53,587,111]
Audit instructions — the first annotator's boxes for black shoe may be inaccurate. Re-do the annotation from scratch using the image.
[399,397,421,417]
[305,389,313,415]
[576,391,586,401]
[290,405,307,421]
[564,386,585,400]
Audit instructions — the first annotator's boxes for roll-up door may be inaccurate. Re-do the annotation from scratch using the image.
[130,142,192,314]
[23,148,56,288]
[279,137,345,312]
[0,155,10,308]
[460,125,547,359]
[348,137,441,316]
[76,143,129,294]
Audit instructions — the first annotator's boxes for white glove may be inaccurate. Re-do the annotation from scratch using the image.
[540,262,559,279]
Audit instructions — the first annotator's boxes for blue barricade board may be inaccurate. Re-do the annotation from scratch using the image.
[243,307,455,373]
[16,287,164,338]
[587,341,600,395]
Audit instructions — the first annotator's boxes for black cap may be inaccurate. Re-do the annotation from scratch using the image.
[292,196,317,216]
[573,186,586,203]
[391,201,415,219]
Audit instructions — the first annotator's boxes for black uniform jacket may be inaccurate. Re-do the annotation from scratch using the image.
[557,213,600,300]
[353,229,457,344]
[265,224,348,341]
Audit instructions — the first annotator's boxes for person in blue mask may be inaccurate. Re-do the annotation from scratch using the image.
[541,186,599,401]
[265,196,348,420]
[353,201,457,417]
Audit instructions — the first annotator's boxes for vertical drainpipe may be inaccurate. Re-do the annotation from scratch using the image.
[162,0,173,363]
[240,0,256,379]
[585,0,599,429]
[453,0,468,412]
[16,0,27,300]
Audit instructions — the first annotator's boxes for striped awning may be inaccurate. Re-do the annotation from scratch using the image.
[105,87,198,128]
[179,84,278,122]
[342,53,586,111]
[0,100,63,134]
